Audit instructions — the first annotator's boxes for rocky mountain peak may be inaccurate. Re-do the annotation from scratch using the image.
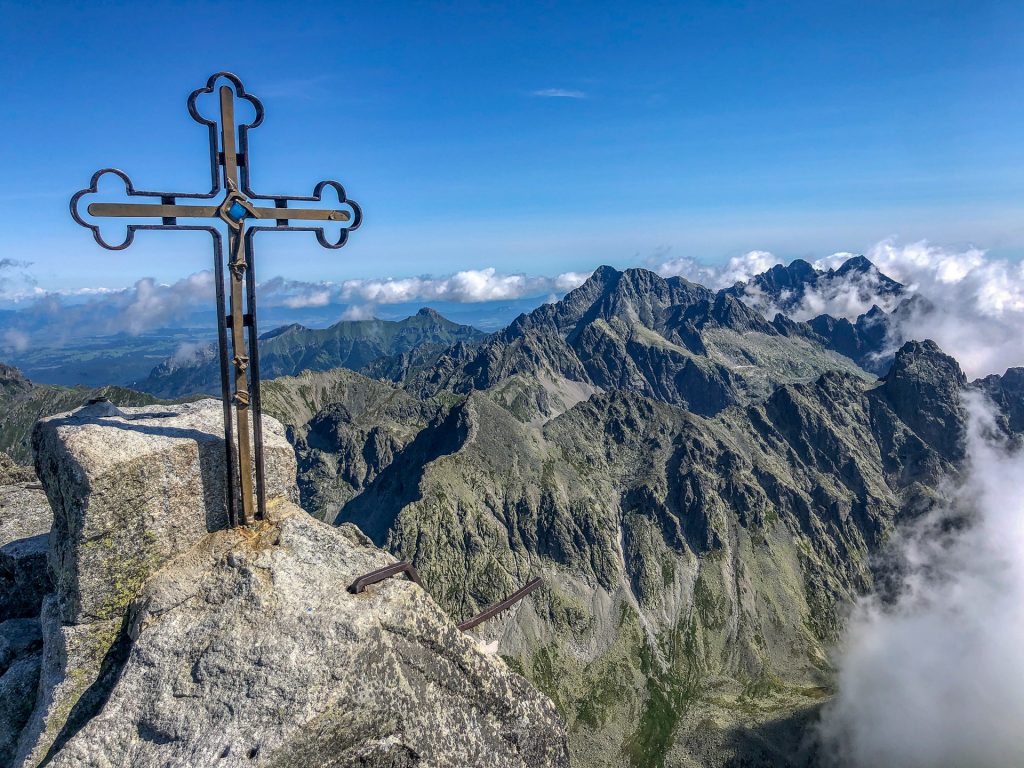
[881,339,968,459]
[760,258,817,289]
[415,306,444,320]
[258,322,308,341]
[0,364,28,386]
[834,254,875,275]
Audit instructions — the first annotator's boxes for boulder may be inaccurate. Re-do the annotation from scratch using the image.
[0,534,50,622]
[13,398,567,767]
[0,462,52,626]
[0,459,50,551]
[0,651,41,766]
[31,398,298,626]
[41,502,569,767]
[16,399,298,766]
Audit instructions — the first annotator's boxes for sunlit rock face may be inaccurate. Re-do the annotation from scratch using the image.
[43,504,569,768]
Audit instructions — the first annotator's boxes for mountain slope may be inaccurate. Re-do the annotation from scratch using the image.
[136,308,486,398]
[412,266,871,415]
[276,341,980,767]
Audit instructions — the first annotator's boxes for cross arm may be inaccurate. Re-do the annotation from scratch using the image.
[87,202,351,222]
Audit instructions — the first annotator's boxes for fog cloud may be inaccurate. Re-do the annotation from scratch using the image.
[817,393,1024,767]
[663,238,1024,378]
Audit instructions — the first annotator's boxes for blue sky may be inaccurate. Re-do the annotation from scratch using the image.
[1,0,1022,299]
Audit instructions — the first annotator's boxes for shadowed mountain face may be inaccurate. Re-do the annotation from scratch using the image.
[135,308,486,398]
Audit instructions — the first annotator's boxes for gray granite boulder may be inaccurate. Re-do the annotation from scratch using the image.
[0,455,52,768]
[39,501,568,767]
[15,399,298,767]
[31,398,298,626]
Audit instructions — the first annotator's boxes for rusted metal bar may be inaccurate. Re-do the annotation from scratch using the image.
[88,202,350,222]
[457,577,543,632]
[348,561,422,594]
[244,229,267,522]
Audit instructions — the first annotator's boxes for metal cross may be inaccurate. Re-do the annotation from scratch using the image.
[70,72,362,528]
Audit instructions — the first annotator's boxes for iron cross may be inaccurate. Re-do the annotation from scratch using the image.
[70,72,362,528]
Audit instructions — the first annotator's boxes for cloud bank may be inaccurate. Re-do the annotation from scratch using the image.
[5,238,1024,378]
[655,239,1024,378]
[817,393,1024,767]
[859,240,1024,378]
[0,267,592,350]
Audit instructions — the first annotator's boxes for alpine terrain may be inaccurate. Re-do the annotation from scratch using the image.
[2,256,1020,767]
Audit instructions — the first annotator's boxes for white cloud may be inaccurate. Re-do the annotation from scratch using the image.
[657,250,778,289]
[1,329,30,353]
[339,304,376,321]
[114,272,215,335]
[282,289,331,309]
[169,340,213,367]
[531,88,587,99]
[656,239,1024,378]
[2,267,593,347]
[330,267,590,305]
[829,240,1024,377]
[818,393,1024,767]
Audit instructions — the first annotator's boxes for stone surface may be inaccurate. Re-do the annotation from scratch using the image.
[0,453,52,630]
[0,618,42,675]
[0,457,50,551]
[40,502,568,768]
[0,651,41,767]
[0,534,50,623]
[14,399,299,767]
[32,398,298,626]
[11,398,567,768]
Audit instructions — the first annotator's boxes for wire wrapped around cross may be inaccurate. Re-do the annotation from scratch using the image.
[70,72,362,528]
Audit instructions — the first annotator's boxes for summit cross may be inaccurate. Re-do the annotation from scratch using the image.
[71,71,362,528]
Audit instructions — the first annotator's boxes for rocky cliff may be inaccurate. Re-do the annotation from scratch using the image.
[0,400,568,767]
[410,266,873,415]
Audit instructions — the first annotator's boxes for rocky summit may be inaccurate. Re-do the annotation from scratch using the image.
[0,400,568,767]
[2,255,1022,767]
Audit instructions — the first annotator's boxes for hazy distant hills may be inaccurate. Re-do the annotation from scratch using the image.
[135,307,486,398]
[0,363,169,462]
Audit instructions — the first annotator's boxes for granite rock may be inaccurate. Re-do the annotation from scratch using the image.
[31,398,298,626]
[42,502,568,767]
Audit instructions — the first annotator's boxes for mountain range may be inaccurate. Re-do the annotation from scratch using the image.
[134,308,485,398]
[3,255,1021,767]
